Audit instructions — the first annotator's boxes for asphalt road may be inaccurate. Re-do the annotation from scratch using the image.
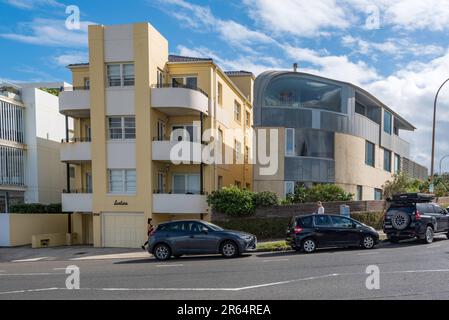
[1,236,449,300]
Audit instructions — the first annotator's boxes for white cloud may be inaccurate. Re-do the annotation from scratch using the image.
[3,0,64,9]
[53,51,88,66]
[0,18,93,47]
[244,0,352,37]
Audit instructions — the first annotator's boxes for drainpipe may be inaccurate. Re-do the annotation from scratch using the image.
[65,115,72,234]
[200,112,204,195]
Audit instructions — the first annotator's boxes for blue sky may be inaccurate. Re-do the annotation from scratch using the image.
[1,0,449,170]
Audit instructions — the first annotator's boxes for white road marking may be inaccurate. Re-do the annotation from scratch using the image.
[0,272,64,276]
[155,264,184,268]
[261,259,290,262]
[12,257,50,263]
[71,252,148,261]
[0,288,60,296]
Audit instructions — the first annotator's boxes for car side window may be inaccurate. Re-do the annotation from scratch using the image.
[165,222,183,232]
[417,204,432,213]
[331,216,353,228]
[300,216,313,228]
[433,205,445,214]
[314,215,332,227]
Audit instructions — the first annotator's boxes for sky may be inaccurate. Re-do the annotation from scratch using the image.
[1,0,449,172]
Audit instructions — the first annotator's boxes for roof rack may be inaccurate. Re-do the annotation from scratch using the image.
[388,193,435,203]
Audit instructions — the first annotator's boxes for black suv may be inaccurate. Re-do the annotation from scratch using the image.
[383,193,449,244]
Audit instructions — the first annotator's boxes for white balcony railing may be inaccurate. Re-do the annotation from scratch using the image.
[152,140,202,163]
[60,140,92,163]
[152,194,209,214]
[62,193,92,213]
[59,89,90,117]
[151,86,209,116]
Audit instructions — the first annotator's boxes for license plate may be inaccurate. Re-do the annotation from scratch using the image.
[384,225,392,229]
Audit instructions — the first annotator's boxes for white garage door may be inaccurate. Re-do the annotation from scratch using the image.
[102,213,145,248]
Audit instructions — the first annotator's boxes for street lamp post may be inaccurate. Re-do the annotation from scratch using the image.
[439,154,449,176]
[431,78,449,181]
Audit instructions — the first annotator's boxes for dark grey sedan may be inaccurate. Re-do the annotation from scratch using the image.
[148,220,257,261]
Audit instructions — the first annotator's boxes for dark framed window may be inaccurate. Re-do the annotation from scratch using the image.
[394,154,401,174]
[384,111,392,134]
[375,189,383,201]
[383,149,392,172]
[356,185,363,201]
[365,141,375,167]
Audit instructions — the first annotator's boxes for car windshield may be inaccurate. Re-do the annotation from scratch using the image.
[202,221,224,231]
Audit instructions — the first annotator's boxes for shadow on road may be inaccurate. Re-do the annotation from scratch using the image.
[114,254,252,265]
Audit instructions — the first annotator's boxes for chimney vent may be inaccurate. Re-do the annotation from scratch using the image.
[293,63,298,72]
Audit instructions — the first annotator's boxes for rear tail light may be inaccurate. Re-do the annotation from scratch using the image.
[294,227,303,234]
[415,211,421,221]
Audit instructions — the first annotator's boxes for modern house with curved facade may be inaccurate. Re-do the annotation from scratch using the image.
[253,70,428,201]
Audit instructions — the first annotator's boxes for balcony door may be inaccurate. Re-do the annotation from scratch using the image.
[171,125,198,142]
[85,173,92,193]
[157,120,166,141]
[173,174,200,195]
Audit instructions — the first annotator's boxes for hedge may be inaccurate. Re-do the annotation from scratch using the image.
[214,212,385,240]
[9,203,63,214]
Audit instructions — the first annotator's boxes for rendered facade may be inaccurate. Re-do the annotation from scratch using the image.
[253,71,428,200]
[60,23,253,248]
[0,81,69,212]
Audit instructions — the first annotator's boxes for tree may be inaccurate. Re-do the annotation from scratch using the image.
[382,172,421,199]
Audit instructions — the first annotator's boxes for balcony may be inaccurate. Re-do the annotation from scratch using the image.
[60,138,92,163]
[151,84,209,116]
[62,191,92,213]
[152,193,209,215]
[0,81,22,102]
[152,140,203,163]
[59,87,90,118]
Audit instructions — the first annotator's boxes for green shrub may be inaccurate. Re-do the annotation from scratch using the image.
[9,203,63,214]
[207,186,255,216]
[286,184,354,204]
[215,217,291,240]
[351,212,384,230]
[253,191,279,208]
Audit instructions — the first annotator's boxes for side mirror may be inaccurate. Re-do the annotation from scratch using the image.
[202,228,209,234]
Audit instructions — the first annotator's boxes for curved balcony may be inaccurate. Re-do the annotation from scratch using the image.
[152,193,209,215]
[62,190,92,213]
[151,85,209,116]
[60,138,92,163]
[59,87,90,118]
[152,140,203,164]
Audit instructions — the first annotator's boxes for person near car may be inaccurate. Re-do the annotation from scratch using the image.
[317,201,325,214]
[141,218,154,251]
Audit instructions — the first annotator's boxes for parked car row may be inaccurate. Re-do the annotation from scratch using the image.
[147,193,449,261]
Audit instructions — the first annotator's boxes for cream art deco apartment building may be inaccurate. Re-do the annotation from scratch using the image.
[59,23,254,248]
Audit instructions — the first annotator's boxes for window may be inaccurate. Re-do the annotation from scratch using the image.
[365,141,375,167]
[107,63,134,87]
[384,111,392,135]
[331,216,353,228]
[374,188,383,201]
[384,149,392,172]
[86,173,92,193]
[285,128,295,156]
[157,68,164,87]
[235,181,242,188]
[108,169,136,194]
[108,116,135,140]
[244,146,250,164]
[171,125,197,142]
[356,185,363,201]
[355,102,366,116]
[285,181,295,198]
[217,82,223,106]
[218,176,223,190]
[83,77,90,89]
[69,166,75,178]
[314,215,332,227]
[234,140,242,164]
[246,111,251,127]
[173,174,200,194]
[157,120,165,141]
[264,77,343,113]
[234,101,241,122]
[156,172,165,193]
[172,76,197,89]
[394,154,401,174]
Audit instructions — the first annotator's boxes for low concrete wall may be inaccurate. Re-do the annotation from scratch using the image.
[0,214,69,247]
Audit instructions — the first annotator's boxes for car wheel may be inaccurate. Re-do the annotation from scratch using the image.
[391,212,410,230]
[422,226,434,244]
[362,235,375,249]
[302,238,316,254]
[220,241,239,258]
[153,243,171,261]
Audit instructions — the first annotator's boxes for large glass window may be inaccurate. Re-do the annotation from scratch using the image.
[394,154,401,174]
[264,77,343,113]
[108,116,136,140]
[0,146,25,186]
[384,110,392,134]
[365,141,375,167]
[173,174,200,194]
[0,100,24,144]
[234,101,241,122]
[107,63,134,87]
[172,76,197,89]
[108,169,136,194]
[285,181,295,198]
[123,64,135,86]
[375,188,383,201]
[288,129,334,159]
[107,64,121,87]
[384,149,392,172]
